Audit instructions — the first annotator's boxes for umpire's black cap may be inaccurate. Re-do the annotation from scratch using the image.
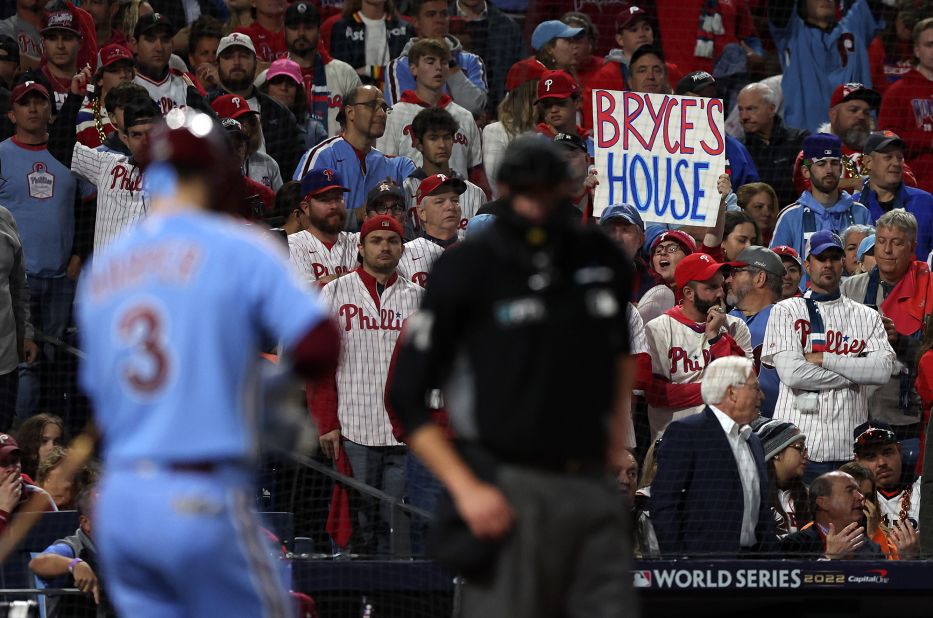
[495,134,570,193]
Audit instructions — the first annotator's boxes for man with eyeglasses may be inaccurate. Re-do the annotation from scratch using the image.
[644,252,752,439]
[852,421,921,548]
[364,180,408,233]
[763,230,895,483]
[294,85,417,232]
[726,246,786,418]
[397,174,463,287]
[652,356,778,558]
[288,168,359,286]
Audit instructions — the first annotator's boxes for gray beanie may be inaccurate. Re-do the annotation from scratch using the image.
[751,418,806,461]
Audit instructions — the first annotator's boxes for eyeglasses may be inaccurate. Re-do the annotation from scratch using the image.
[653,243,684,256]
[352,100,389,113]
[371,202,406,214]
[788,443,808,455]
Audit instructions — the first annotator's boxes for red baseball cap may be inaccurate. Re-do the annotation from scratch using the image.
[649,229,697,255]
[416,173,467,205]
[506,58,546,91]
[616,5,650,31]
[772,245,802,268]
[98,43,133,70]
[536,70,579,103]
[210,94,258,120]
[829,82,881,111]
[11,80,50,104]
[0,433,21,459]
[360,214,404,241]
[674,252,732,290]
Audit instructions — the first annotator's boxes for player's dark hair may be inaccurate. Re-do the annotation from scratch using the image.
[14,414,66,481]
[408,38,450,66]
[410,107,458,143]
[104,81,151,116]
[723,210,760,246]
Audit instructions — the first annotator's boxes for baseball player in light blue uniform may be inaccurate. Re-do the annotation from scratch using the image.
[76,111,340,617]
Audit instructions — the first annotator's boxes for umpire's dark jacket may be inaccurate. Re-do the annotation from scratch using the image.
[651,407,779,558]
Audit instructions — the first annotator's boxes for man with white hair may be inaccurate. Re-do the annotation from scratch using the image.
[651,356,778,557]
[738,82,809,208]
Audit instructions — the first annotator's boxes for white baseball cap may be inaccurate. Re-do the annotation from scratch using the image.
[217,32,256,57]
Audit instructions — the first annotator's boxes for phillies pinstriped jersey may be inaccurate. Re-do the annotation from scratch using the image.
[375,93,482,178]
[320,268,423,446]
[71,142,148,251]
[288,230,359,283]
[877,477,921,529]
[628,304,649,357]
[402,173,485,239]
[134,70,191,115]
[761,295,895,462]
[396,236,450,286]
[645,308,753,437]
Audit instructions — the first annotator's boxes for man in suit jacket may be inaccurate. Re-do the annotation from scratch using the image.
[651,355,778,557]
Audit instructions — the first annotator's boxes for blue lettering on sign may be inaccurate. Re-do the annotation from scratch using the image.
[604,153,711,225]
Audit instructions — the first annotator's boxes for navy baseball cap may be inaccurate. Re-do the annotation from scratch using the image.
[807,230,844,257]
[300,168,349,199]
[600,204,644,230]
[531,20,583,51]
[802,133,842,162]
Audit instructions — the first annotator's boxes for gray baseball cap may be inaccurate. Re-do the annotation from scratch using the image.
[733,246,786,277]
[600,204,644,230]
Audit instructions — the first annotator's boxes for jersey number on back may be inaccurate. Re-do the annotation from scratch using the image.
[118,305,170,394]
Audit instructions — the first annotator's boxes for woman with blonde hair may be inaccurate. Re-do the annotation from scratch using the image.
[736,182,779,246]
[482,66,541,196]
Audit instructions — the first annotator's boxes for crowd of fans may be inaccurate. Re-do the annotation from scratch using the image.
[0,0,929,596]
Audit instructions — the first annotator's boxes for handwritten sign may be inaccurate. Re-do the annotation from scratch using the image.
[592,90,726,225]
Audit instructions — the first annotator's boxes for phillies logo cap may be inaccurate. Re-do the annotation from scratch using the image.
[360,215,404,241]
[535,70,579,103]
[299,168,349,200]
[416,173,467,205]
[674,252,732,290]
[210,94,259,121]
[0,433,21,457]
[616,5,650,31]
[97,43,133,70]
[217,32,257,56]
[829,82,881,110]
[42,10,80,35]
[10,80,50,104]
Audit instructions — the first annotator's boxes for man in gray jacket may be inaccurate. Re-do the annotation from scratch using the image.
[0,206,35,429]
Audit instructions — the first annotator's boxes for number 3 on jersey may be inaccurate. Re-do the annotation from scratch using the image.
[117,302,172,396]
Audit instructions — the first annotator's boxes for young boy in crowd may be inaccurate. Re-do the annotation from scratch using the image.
[402,107,485,238]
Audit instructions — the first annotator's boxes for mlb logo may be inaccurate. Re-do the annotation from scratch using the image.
[633,571,652,588]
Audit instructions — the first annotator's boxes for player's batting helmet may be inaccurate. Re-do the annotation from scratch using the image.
[145,109,246,215]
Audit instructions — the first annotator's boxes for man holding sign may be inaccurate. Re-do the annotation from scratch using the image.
[769,134,873,289]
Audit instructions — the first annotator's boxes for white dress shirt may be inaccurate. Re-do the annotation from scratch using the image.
[710,405,761,547]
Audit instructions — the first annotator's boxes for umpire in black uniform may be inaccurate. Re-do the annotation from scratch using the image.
[389,136,638,618]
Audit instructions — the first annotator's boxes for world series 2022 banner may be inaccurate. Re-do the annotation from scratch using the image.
[592,90,726,225]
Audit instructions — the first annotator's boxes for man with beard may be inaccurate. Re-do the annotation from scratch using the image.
[770,133,873,289]
[309,215,423,556]
[726,247,785,418]
[644,252,753,439]
[209,32,302,180]
[131,14,211,115]
[293,85,417,230]
[763,230,895,482]
[791,83,917,196]
[280,1,358,138]
[853,421,922,550]
[288,168,359,285]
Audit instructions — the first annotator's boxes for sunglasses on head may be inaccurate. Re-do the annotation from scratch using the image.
[854,427,896,449]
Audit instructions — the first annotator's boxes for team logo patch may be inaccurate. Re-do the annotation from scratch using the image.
[231,96,241,107]
[323,169,335,181]
[27,162,55,200]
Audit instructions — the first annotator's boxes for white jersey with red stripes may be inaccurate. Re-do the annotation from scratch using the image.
[761,294,895,462]
[133,69,191,114]
[288,230,359,283]
[401,174,485,239]
[645,308,752,437]
[320,268,424,446]
[71,142,148,251]
[396,236,449,287]
[376,93,482,178]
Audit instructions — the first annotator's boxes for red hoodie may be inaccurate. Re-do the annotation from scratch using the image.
[878,68,933,195]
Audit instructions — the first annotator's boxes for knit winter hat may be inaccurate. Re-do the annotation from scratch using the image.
[751,418,805,461]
